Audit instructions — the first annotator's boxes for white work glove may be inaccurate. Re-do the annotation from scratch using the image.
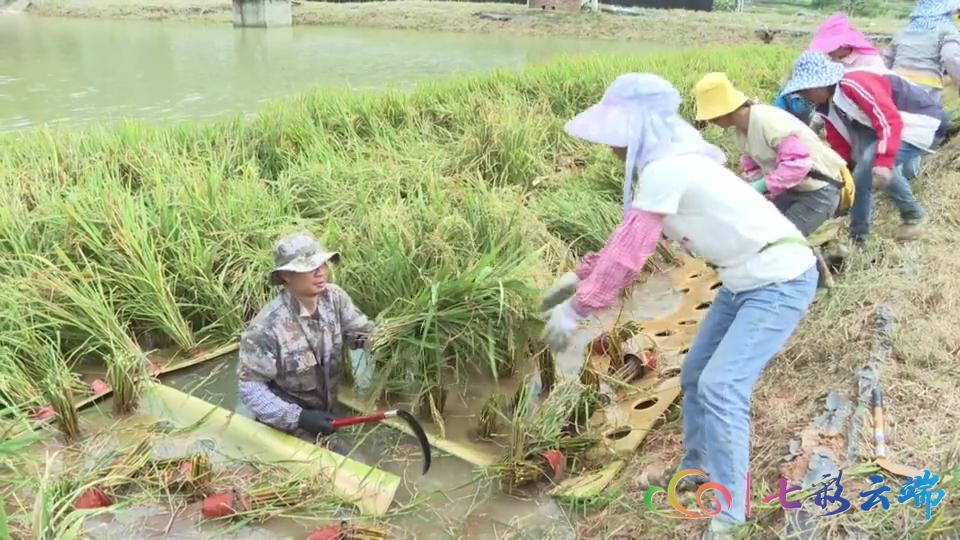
[540,271,578,312]
[542,299,584,353]
[871,166,893,192]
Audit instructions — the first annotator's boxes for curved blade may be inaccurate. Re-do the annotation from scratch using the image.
[395,409,431,475]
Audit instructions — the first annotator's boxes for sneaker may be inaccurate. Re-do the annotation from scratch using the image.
[895,219,925,242]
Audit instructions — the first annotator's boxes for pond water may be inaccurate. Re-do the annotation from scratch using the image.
[0,14,648,131]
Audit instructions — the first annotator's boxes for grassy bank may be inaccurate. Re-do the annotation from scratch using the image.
[23,0,904,47]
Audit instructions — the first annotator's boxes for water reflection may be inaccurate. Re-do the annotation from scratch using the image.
[0,15,646,131]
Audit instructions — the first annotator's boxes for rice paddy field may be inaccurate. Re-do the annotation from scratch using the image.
[3,5,960,538]
[0,43,791,419]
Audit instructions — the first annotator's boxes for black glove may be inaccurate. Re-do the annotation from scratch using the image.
[297,408,336,437]
[349,332,371,350]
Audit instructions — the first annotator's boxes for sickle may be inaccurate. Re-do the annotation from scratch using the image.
[330,409,432,474]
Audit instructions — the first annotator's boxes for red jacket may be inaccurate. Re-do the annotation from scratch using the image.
[823,71,903,168]
[821,70,946,169]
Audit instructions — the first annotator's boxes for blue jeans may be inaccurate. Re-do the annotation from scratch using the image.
[849,140,924,240]
[679,265,818,525]
[904,156,921,181]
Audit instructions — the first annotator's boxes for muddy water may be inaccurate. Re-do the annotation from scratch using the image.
[0,15,651,131]
[157,355,574,540]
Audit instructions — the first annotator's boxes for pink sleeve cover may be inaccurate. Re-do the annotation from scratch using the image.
[571,209,665,316]
[765,134,814,198]
[740,154,763,181]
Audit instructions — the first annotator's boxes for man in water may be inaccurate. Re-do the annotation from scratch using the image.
[237,230,374,441]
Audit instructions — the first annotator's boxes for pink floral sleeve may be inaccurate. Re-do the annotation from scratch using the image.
[765,134,814,198]
[571,209,664,316]
[740,154,763,181]
[574,252,601,280]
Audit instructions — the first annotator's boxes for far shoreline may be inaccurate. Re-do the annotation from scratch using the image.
[18,0,902,48]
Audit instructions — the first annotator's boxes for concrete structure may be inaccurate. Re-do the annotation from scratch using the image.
[232,0,291,27]
[528,0,583,12]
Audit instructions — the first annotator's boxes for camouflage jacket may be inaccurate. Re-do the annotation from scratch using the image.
[237,285,374,432]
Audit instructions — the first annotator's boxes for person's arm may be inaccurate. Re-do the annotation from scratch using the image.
[838,72,904,168]
[940,33,960,85]
[332,285,375,349]
[574,252,601,280]
[740,154,763,181]
[571,160,684,315]
[237,327,302,432]
[882,41,896,69]
[773,92,788,111]
[762,135,814,198]
[571,209,665,316]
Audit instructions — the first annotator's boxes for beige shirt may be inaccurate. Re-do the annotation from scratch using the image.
[734,104,845,192]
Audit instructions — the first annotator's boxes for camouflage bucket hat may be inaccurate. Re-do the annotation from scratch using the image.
[270,230,340,285]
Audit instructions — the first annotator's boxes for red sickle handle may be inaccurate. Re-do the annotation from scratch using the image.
[330,410,396,429]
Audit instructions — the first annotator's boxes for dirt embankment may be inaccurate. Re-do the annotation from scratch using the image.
[22,0,902,47]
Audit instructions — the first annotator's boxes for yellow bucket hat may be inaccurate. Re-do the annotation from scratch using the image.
[693,72,750,121]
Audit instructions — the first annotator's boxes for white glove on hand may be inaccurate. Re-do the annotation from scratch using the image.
[542,299,584,353]
[871,166,893,192]
[540,271,579,312]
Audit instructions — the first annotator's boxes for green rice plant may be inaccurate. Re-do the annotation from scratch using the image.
[0,423,38,459]
[26,454,127,540]
[101,189,196,351]
[0,287,55,415]
[105,350,146,416]
[477,392,507,441]
[0,347,42,415]
[23,252,147,415]
[535,173,622,255]
[369,242,540,401]
[454,93,556,189]
[36,337,83,442]
[55,174,195,351]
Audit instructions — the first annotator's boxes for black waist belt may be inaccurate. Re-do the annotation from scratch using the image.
[808,169,844,189]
